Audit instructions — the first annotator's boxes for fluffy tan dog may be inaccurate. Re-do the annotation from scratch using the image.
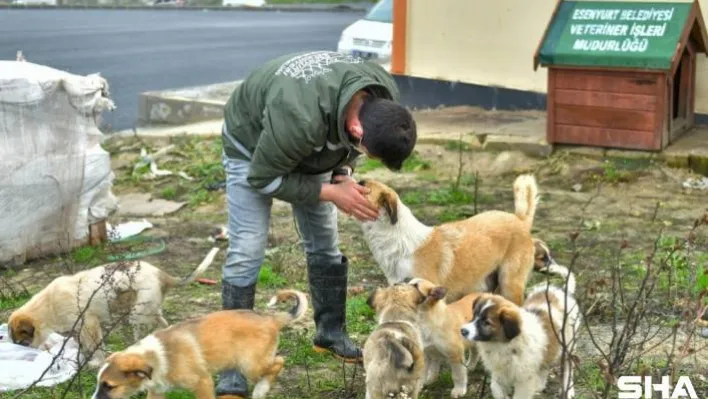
[9,247,220,367]
[407,277,481,398]
[359,175,539,304]
[364,282,427,399]
[91,289,308,399]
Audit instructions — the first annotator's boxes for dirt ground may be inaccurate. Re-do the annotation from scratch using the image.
[2,136,707,399]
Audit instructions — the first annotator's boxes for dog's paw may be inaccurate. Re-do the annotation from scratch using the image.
[566,387,576,399]
[451,386,467,398]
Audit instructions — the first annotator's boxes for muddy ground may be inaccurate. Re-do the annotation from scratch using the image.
[1,135,707,399]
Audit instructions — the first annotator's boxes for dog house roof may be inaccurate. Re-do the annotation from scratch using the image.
[533,0,708,71]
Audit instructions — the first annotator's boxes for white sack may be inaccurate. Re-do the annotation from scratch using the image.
[0,324,83,392]
[0,61,119,264]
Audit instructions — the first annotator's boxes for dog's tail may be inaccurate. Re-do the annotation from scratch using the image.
[382,334,418,372]
[513,174,539,231]
[269,290,309,328]
[539,263,577,295]
[167,247,220,287]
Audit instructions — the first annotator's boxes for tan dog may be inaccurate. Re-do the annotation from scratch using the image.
[359,175,539,304]
[407,277,481,398]
[91,289,308,399]
[364,282,427,399]
[460,262,580,399]
[9,247,220,367]
[533,238,556,271]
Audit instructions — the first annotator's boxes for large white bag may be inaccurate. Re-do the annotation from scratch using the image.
[0,61,119,264]
[0,324,83,392]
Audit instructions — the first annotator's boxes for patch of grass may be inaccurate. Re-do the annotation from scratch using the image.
[357,158,385,173]
[356,151,432,174]
[346,294,376,336]
[437,208,473,223]
[19,370,99,399]
[576,361,606,394]
[445,140,473,152]
[419,370,454,398]
[583,159,643,185]
[0,291,31,311]
[401,151,431,173]
[258,264,288,288]
[166,389,196,399]
[188,188,218,207]
[161,186,178,200]
[401,190,425,205]
[278,329,330,366]
[428,187,472,206]
[71,245,99,264]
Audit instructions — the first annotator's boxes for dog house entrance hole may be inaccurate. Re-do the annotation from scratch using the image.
[670,47,691,138]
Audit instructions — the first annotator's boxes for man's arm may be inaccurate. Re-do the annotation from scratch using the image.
[246,101,325,205]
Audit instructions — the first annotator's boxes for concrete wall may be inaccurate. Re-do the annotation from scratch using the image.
[401,0,708,114]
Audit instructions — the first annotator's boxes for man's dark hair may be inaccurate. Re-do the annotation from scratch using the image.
[359,97,417,171]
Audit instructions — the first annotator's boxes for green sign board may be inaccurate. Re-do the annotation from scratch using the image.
[537,1,693,70]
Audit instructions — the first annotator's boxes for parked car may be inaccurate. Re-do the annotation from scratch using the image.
[336,0,392,67]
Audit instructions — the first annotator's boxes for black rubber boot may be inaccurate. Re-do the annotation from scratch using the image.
[215,282,255,398]
[307,255,362,362]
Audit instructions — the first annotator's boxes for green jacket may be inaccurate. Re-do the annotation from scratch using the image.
[222,51,400,205]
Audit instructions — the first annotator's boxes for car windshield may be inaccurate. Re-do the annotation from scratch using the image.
[364,0,393,23]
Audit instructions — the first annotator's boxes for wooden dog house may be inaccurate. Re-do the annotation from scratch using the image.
[534,0,708,151]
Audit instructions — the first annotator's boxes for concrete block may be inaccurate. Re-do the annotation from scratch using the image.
[554,145,606,159]
[662,127,708,176]
[483,134,553,158]
[605,149,657,161]
[417,132,483,150]
[659,152,690,169]
[139,94,225,125]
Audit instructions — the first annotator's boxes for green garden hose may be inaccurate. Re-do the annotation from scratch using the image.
[106,235,167,262]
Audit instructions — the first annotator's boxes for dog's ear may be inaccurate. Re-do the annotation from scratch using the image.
[499,309,521,340]
[429,287,448,301]
[366,288,384,312]
[471,296,485,315]
[378,192,398,225]
[421,286,447,306]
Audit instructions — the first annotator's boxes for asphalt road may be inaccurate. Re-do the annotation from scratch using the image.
[0,9,364,130]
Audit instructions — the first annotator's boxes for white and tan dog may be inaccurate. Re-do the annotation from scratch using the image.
[407,277,481,398]
[359,175,539,304]
[365,282,427,399]
[91,289,308,399]
[8,247,220,367]
[460,259,580,399]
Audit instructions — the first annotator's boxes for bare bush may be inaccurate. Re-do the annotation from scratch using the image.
[3,227,161,399]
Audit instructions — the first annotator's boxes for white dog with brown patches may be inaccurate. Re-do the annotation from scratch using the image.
[91,290,308,399]
[460,259,580,399]
[359,175,539,304]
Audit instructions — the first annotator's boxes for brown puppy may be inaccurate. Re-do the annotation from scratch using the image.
[408,278,481,398]
[359,175,539,304]
[364,282,426,399]
[91,289,308,399]
[9,247,220,368]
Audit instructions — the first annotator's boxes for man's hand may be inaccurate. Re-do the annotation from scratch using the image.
[332,174,354,184]
[320,180,379,222]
